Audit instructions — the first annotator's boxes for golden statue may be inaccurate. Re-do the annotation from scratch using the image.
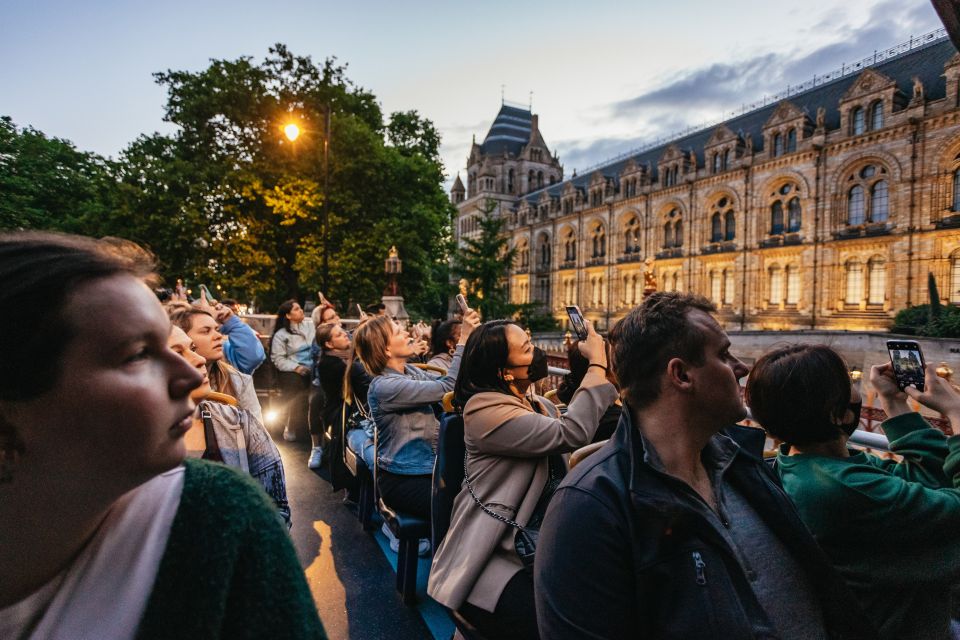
[388,245,399,259]
[643,257,658,297]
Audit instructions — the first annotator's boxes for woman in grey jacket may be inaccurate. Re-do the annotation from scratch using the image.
[355,312,478,520]
[428,318,616,640]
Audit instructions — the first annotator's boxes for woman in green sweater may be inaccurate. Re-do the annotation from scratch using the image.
[746,344,960,640]
[0,232,326,640]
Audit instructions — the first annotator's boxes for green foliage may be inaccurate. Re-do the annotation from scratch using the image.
[515,303,560,332]
[893,303,960,338]
[0,45,453,316]
[452,200,518,321]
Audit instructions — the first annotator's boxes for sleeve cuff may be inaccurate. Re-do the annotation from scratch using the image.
[881,411,935,441]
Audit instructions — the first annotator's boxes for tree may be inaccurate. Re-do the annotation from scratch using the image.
[452,199,517,320]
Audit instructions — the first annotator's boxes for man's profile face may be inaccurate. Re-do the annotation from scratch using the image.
[686,310,750,425]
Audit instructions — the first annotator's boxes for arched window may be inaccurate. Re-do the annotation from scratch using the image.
[674,220,683,247]
[851,107,866,135]
[848,186,865,225]
[769,265,783,305]
[786,265,800,305]
[787,198,802,232]
[869,101,883,131]
[725,211,736,241]
[537,171,544,188]
[723,149,731,170]
[871,181,888,223]
[868,257,886,305]
[528,170,535,189]
[623,216,640,254]
[845,260,864,304]
[710,270,722,304]
[713,153,721,174]
[773,133,783,157]
[663,222,673,249]
[953,169,960,212]
[673,271,683,292]
[507,169,515,194]
[771,201,784,235]
[711,213,722,243]
[786,128,797,153]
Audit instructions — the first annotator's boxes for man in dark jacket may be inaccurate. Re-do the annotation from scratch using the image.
[535,292,875,639]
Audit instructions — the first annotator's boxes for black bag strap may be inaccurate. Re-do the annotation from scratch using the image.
[201,408,224,463]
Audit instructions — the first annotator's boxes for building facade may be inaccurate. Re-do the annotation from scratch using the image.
[453,35,960,331]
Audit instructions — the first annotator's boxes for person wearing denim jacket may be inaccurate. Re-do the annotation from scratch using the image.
[356,312,478,520]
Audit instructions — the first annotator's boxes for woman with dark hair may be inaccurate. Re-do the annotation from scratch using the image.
[0,232,324,639]
[427,319,461,370]
[428,318,617,639]
[555,340,621,442]
[354,312,478,523]
[310,323,354,484]
[270,300,315,442]
[746,344,960,640]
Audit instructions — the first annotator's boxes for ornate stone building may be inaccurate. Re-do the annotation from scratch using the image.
[453,34,960,331]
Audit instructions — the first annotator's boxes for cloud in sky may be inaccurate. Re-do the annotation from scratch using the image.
[539,0,943,177]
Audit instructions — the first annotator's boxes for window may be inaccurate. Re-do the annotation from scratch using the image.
[871,181,888,223]
[723,149,731,170]
[711,214,722,243]
[623,216,640,254]
[769,265,783,305]
[773,133,783,157]
[771,201,784,235]
[954,169,960,212]
[710,270,722,304]
[848,186,865,225]
[851,107,866,135]
[845,261,863,304]
[507,169,515,194]
[674,220,683,247]
[786,128,797,153]
[868,257,885,305]
[725,211,736,241]
[786,265,800,305]
[869,101,883,131]
[663,222,673,249]
[538,171,544,188]
[723,269,735,305]
[787,198,802,232]
[591,225,606,258]
[713,153,721,174]
[952,251,960,302]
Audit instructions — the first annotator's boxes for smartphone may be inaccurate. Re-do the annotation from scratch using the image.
[456,293,469,314]
[199,284,215,302]
[565,305,588,340]
[886,340,925,392]
[356,303,366,318]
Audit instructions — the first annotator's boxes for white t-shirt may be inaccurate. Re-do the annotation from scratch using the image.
[0,466,185,640]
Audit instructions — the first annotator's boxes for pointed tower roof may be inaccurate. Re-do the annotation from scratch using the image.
[451,173,465,193]
[480,104,534,157]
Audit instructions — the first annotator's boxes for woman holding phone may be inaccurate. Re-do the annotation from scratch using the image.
[746,344,960,640]
[0,232,324,639]
[428,318,617,639]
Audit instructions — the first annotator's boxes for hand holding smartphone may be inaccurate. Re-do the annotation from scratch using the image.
[565,305,588,340]
[886,340,926,392]
[456,293,469,314]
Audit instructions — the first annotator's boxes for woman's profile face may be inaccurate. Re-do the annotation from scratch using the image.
[324,326,351,351]
[186,312,223,363]
[503,324,534,372]
[9,275,203,487]
[168,325,211,401]
[447,323,462,350]
[286,302,305,324]
[386,321,413,360]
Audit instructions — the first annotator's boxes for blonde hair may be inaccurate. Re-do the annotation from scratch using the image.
[352,315,394,377]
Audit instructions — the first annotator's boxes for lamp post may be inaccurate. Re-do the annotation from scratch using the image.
[282,105,332,293]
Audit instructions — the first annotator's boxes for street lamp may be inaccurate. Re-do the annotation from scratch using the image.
[283,123,300,142]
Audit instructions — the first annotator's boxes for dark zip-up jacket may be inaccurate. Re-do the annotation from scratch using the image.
[534,408,877,639]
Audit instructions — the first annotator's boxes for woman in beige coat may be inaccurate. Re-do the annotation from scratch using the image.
[428,319,617,639]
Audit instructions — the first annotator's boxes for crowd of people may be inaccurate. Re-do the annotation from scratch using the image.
[3,230,960,640]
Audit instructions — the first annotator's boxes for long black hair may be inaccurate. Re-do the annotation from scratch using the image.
[453,320,516,411]
[272,299,299,338]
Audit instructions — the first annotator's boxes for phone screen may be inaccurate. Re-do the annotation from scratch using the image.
[456,294,469,314]
[566,306,588,340]
[887,342,925,391]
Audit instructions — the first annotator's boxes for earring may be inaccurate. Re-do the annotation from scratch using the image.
[503,373,515,382]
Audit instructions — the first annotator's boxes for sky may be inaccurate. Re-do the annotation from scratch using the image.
[0,0,946,192]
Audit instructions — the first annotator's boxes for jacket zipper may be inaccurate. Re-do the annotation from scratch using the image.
[692,551,707,585]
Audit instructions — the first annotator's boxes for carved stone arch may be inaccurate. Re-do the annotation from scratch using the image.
[656,200,686,221]
[702,188,741,212]
[757,170,811,204]
[616,208,643,228]
[932,132,960,169]
[558,223,576,239]
[585,216,607,232]
[829,151,902,195]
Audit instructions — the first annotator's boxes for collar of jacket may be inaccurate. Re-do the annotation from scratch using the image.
[612,405,878,640]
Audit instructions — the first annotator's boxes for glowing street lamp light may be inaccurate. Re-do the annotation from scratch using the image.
[283,123,300,142]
